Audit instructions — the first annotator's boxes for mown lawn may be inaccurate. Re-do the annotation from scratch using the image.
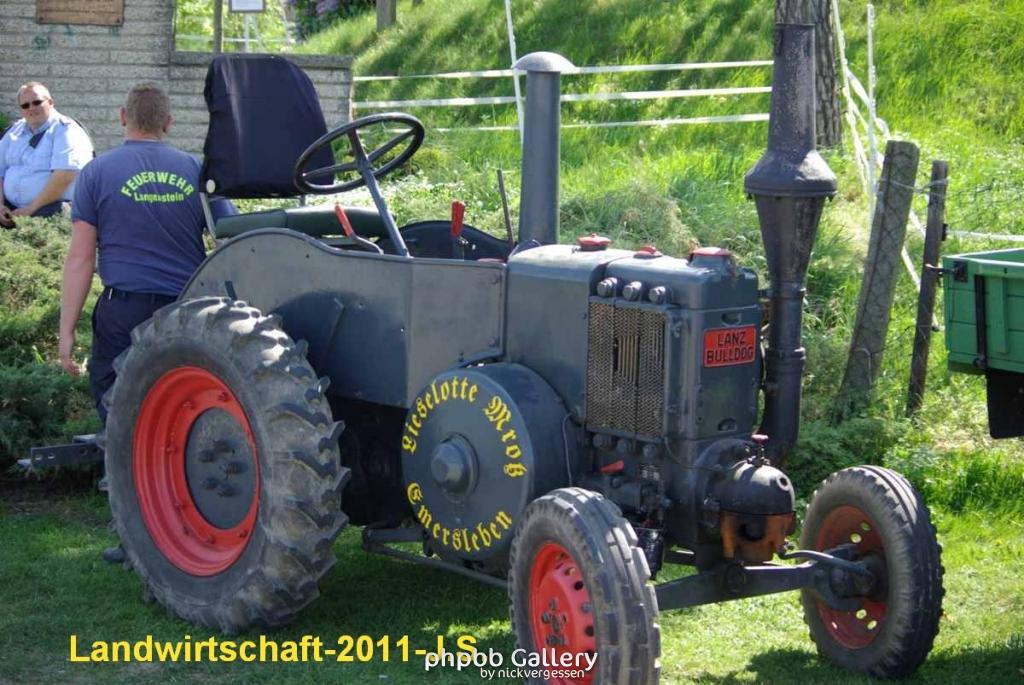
[0,482,1021,684]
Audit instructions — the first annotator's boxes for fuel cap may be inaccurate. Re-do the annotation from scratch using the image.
[634,245,663,259]
[689,246,736,270]
[577,233,611,251]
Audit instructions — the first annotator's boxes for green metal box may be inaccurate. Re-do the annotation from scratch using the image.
[943,248,1024,375]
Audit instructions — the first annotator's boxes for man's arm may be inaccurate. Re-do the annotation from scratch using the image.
[0,179,9,225]
[0,130,10,221]
[59,219,97,375]
[12,169,77,217]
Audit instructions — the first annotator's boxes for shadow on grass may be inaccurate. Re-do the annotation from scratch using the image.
[688,644,1024,684]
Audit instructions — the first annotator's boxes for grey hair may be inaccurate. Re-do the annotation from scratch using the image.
[17,82,52,103]
[125,82,171,134]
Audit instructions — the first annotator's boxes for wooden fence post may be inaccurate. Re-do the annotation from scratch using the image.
[213,0,224,54]
[377,0,397,31]
[905,160,950,416]
[834,140,921,420]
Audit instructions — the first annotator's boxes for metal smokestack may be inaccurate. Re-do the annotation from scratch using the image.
[745,24,837,465]
[514,52,575,246]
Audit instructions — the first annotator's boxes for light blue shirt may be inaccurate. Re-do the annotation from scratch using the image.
[0,111,93,208]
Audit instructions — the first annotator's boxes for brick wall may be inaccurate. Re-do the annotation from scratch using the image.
[0,0,352,155]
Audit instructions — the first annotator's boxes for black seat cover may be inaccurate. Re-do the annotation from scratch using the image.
[201,54,334,199]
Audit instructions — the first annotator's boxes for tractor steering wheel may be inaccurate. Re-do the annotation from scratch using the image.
[293,112,425,195]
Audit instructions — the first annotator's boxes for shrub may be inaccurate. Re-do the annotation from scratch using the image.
[0,217,99,469]
[287,0,374,39]
[0,362,99,469]
[175,0,289,52]
[786,417,904,498]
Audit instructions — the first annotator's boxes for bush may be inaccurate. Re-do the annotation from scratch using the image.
[0,362,99,468]
[175,0,289,52]
[287,0,374,39]
[786,417,904,499]
[0,218,99,469]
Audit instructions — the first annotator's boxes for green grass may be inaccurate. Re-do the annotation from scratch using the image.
[0,489,1021,684]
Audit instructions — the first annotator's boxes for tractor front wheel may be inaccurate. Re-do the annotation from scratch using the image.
[103,297,349,632]
[800,465,944,678]
[509,488,660,685]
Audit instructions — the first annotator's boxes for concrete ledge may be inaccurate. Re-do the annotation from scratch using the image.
[171,51,353,70]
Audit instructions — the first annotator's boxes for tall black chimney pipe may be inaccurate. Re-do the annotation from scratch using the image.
[514,52,575,246]
[745,24,837,465]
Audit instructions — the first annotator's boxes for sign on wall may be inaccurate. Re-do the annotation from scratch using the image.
[229,0,265,12]
[36,0,125,26]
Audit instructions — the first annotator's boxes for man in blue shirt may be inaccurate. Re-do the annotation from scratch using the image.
[0,82,93,223]
[59,83,216,424]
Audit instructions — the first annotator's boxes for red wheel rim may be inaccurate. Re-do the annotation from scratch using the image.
[133,366,259,576]
[528,542,597,685]
[814,505,887,649]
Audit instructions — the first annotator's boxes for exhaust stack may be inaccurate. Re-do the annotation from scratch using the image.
[514,52,575,246]
[745,24,837,465]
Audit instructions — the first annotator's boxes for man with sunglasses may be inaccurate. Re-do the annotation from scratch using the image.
[0,82,93,225]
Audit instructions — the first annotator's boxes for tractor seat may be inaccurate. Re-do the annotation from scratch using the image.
[213,205,389,241]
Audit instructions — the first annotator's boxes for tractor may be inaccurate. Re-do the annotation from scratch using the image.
[92,23,943,683]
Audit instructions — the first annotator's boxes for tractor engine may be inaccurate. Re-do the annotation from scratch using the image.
[498,240,794,569]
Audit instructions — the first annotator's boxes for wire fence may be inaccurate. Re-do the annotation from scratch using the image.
[834,1,933,294]
[838,1,1023,254]
[351,62,774,134]
[352,0,774,137]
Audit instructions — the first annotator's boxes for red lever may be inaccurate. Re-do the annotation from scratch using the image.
[451,200,466,237]
[600,459,625,474]
[334,204,356,238]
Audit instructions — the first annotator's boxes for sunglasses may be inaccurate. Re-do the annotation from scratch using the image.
[19,99,46,110]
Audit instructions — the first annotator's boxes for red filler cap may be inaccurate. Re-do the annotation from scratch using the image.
[634,245,663,259]
[577,233,611,251]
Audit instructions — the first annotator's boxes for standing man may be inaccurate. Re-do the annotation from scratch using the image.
[0,82,93,224]
[58,83,210,427]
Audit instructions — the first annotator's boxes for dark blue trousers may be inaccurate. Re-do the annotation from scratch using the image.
[89,287,176,426]
[3,197,65,217]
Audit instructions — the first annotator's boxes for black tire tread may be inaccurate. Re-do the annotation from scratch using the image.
[105,296,348,633]
[800,465,944,679]
[509,487,661,685]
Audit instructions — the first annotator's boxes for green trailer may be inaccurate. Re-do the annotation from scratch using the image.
[943,247,1024,436]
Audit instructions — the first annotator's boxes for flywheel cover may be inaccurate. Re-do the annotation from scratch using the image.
[401,364,570,561]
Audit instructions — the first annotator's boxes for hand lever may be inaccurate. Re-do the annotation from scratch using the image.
[334,204,383,255]
[450,200,468,260]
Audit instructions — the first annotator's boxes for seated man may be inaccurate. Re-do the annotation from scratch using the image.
[0,82,93,224]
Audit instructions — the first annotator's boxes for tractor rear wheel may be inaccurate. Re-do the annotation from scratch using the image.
[103,297,349,632]
[800,466,943,678]
[509,488,660,685]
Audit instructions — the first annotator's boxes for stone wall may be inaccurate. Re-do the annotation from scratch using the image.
[0,0,352,155]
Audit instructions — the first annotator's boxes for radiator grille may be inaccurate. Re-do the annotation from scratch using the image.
[637,310,666,436]
[586,302,666,437]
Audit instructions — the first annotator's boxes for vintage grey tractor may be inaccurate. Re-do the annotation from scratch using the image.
[95,24,943,683]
